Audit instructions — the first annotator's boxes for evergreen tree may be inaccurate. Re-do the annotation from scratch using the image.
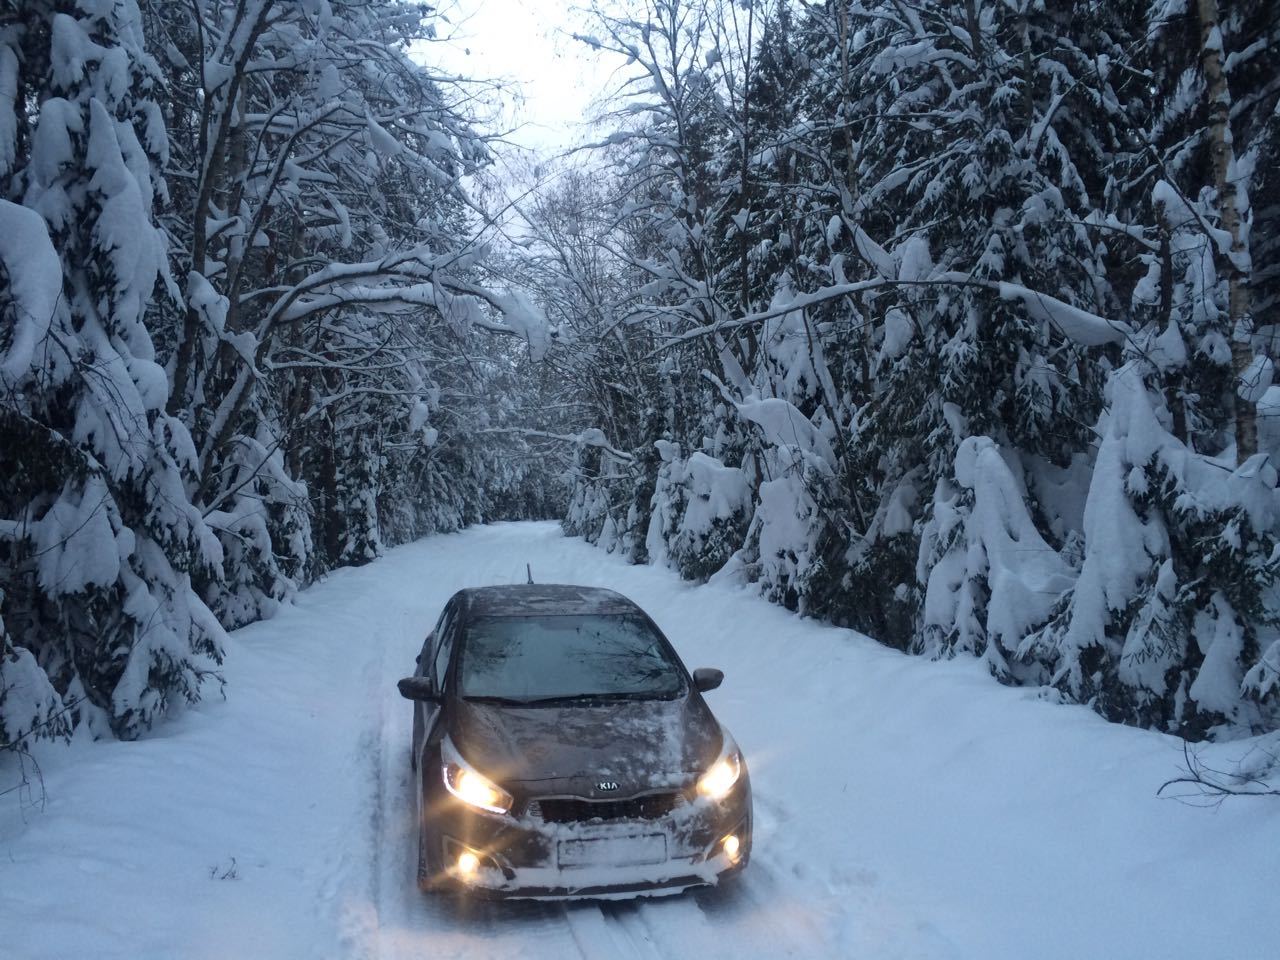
[548,0,1280,737]
[0,0,225,742]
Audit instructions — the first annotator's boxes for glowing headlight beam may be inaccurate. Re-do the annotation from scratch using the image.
[442,760,513,815]
[697,749,742,800]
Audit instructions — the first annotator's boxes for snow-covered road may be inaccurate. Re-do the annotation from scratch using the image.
[4,522,1279,959]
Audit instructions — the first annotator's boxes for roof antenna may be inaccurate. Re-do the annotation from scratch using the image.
[526,563,534,585]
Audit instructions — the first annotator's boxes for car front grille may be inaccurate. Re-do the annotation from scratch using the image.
[531,791,684,824]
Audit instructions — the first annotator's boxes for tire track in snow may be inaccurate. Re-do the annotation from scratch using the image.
[727,792,839,948]
[330,601,394,960]
[604,899,711,959]
[361,613,390,960]
[602,904,669,960]
[563,903,636,960]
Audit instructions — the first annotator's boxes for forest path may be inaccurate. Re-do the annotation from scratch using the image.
[3,523,1277,960]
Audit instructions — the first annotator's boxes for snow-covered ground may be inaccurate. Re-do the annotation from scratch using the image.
[3,521,1278,960]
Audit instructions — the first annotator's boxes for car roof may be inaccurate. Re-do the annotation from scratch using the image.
[457,584,642,618]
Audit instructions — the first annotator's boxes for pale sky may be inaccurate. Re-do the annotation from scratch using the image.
[415,0,617,155]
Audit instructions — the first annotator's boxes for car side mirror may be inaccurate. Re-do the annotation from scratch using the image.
[397,676,439,702]
[692,668,724,692]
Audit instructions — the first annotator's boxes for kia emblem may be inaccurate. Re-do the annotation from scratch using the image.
[597,780,620,792]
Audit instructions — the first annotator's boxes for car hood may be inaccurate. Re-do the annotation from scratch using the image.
[450,695,721,797]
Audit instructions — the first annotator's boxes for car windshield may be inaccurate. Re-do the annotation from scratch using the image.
[458,613,685,702]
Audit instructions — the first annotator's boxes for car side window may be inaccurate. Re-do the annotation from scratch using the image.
[415,634,432,675]
[416,604,448,676]
[431,603,457,690]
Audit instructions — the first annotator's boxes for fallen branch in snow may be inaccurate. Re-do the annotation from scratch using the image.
[208,857,239,881]
[1158,740,1280,806]
[0,741,47,819]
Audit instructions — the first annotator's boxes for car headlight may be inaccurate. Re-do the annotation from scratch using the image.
[697,735,743,800]
[441,739,513,815]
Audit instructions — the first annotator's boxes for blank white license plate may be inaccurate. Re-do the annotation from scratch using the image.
[557,834,667,868]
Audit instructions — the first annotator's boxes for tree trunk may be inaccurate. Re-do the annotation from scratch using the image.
[964,0,984,63]
[1196,0,1256,463]
[1159,227,1188,444]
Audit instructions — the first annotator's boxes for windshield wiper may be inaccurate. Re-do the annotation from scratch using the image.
[512,691,678,706]
[465,690,682,707]
[519,694,605,706]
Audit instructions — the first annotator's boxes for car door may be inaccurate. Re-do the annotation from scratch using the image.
[410,631,433,769]
[412,599,457,766]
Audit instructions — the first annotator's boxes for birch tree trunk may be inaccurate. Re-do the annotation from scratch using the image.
[1196,0,1257,462]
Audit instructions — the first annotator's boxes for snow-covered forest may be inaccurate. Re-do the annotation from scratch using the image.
[0,0,560,749]
[3,0,1280,763]
[533,0,1280,741]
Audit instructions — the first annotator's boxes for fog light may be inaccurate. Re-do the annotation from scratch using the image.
[722,834,741,862]
[456,851,480,876]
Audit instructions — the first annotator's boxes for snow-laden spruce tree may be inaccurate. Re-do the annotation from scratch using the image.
[787,1,1125,649]
[647,439,753,581]
[918,436,1075,681]
[1012,0,1280,736]
[1021,360,1280,736]
[723,287,845,610]
[0,1,225,743]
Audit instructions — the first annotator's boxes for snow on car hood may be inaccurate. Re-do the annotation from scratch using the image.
[451,694,722,795]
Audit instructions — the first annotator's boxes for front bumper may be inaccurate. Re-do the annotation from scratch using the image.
[422,777,752,900]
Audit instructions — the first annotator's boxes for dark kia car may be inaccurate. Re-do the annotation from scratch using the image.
[397,584,752,899]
